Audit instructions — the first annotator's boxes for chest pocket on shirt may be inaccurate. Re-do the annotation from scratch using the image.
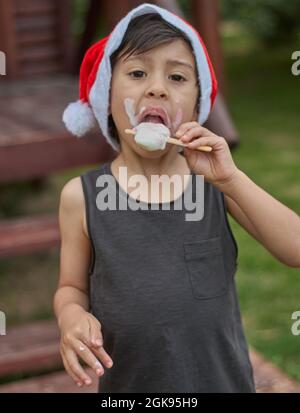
[183,236,227,300]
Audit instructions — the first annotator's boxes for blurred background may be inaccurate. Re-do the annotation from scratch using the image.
[0,0,299,392]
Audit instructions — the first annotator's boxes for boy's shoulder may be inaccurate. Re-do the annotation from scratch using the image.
[60,176,84,209]
[59,176,89,239]
[59,164,108,234]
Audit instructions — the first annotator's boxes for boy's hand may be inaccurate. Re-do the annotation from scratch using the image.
[58,304,113,388]
[175,122,240,188]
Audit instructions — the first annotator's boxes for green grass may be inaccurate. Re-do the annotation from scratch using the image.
[223,27,300,381]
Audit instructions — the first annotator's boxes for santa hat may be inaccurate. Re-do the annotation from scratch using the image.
[63,2,218,152]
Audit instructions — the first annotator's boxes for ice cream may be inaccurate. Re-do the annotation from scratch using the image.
[133,122,170,151]
[124,97,145,128]
[123,97,183,151]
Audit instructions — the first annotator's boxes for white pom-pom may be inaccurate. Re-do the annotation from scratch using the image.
[62,100,96,137]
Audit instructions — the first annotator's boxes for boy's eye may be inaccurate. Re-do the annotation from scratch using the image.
[128,71,186,82]
[129,70,145,78]
[170,74,186,82]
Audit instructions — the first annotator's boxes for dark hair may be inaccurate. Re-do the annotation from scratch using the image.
[108,13,200,145]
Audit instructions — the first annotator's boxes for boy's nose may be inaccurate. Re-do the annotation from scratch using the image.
[145,81,168,99]
[146,89,168,99]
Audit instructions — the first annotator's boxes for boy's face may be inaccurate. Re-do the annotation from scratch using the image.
[110,39,199,156]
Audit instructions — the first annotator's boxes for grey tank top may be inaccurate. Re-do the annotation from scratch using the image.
[80,159,256,393]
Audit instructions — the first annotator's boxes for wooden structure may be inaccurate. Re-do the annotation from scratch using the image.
[0,0,116,257]
[0,0,73,77]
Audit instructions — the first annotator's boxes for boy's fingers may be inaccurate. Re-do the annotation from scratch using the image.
[65,348,93,386]
[176,123,216,140]
[91,345,114,369]
[61,353,83,387]
[187,135,224,148]
[175,122,200,137]
[179,126,204,142]
[88,318,103,348]
[87,318,113,369]
[61,346,84,387]
[187,137,210,147]
[73,340,105,377]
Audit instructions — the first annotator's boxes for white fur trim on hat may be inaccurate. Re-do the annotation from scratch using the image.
[63,100,96,137]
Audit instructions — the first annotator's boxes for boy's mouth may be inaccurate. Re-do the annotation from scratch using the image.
[138,106,170,128]
[142,115,165,125]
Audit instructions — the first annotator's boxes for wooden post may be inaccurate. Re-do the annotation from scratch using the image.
[190,0,226,96]
[102,0,134,31]
[57,0,74,73]
[76,0,135,70]
[75,0,102,71]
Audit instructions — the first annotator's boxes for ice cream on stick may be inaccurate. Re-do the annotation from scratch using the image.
[126,123,169,151]
[125,123,212,152]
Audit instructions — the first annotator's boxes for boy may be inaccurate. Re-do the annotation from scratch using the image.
[54,3,300,392]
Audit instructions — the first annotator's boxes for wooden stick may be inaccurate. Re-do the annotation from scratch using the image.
[125,128,212,152]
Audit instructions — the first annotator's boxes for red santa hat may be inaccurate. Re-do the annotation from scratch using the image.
[63,2,218,152]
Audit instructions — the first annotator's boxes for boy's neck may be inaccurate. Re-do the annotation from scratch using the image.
[110,151,192,204]
[112,148,190,182]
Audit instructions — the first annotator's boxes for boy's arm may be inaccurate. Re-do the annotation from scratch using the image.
[53,177,92,326]
[223,194,263,243]
[54,178,114,386]
[219,170,300,268]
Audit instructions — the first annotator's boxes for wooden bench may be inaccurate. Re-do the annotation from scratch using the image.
[0,75,116,257]
[0,76,116,183]
[0,320,61,378]
[0,214,60,257]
